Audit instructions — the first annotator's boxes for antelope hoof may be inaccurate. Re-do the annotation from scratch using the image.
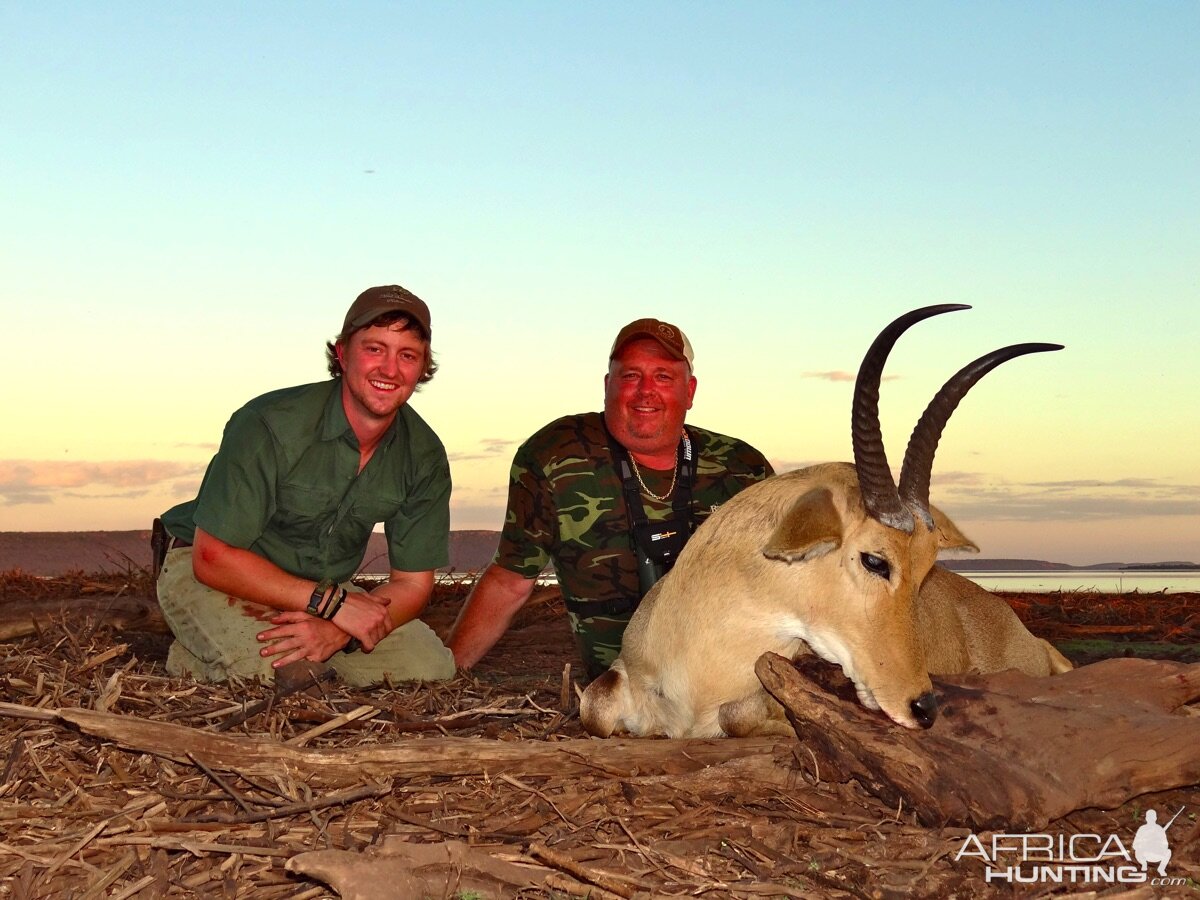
[910,691,938,729]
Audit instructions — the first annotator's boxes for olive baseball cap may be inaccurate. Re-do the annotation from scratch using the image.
[610,318,694,367]
[342,285,431,337]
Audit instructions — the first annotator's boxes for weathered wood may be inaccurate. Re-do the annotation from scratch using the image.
[27,704,790,781]
[288,837,585,900]
[0,596,167,641]
[756,652,1200,830]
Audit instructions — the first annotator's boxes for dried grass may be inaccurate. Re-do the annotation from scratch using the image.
[2,571,1198,898]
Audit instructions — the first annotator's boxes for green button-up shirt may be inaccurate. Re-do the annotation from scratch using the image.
[161,379,450,583]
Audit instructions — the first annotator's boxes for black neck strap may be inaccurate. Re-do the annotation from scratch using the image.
[604,419,697,531]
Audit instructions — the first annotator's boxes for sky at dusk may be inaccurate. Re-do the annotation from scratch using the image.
[2,3,1197,565]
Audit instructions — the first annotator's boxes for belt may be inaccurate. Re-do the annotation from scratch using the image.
[562,595,639,618]
[167,535,193,550]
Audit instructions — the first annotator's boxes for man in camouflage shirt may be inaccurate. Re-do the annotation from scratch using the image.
[448,318,773,680]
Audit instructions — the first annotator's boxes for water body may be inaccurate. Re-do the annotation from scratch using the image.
[958,570,1200,594]
[469,570,1200,593]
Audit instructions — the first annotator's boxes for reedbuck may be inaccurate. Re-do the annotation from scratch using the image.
[581,305,1073,739]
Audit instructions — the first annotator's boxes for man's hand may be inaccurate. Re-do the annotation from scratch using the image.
[257,591,392,665]
[256,612,357,667]
[328,590,394,651]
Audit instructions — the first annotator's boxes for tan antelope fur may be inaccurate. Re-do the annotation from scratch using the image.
[580,306,1073,739]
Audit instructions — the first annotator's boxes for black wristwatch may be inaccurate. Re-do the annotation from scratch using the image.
[307,578,334,616]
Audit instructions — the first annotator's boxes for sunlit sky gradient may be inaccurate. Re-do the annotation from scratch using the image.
[2,3,1197,565]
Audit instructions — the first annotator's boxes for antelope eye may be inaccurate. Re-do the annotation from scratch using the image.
[860,552,891,579]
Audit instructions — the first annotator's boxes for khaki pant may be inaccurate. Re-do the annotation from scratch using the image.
[157,547,456,687]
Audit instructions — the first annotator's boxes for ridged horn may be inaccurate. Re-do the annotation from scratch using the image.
[852,304,970,532]
[898,342,1064,527]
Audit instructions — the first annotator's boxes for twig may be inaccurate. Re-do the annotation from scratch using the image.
[77,644,129,675]
[498,773,572,826]
[543,871,628,900]
[529,842,641,899]
[2,734,26,784]
[77,849,137,900]
[283,704,378,747]
[217,666,337,732]
[97,835,293,857]
[43,818,110,878]
[387,806,469,838]
[0,700,59,722]
[436,702,537,722]
[107,875,156,900]
[161,701,242,723]
[560,662,572,711]
[717,840,770,880]
[191,780,393,825]
[186,752,255,815]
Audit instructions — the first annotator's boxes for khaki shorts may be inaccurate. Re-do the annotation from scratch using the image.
[157,547,455,687]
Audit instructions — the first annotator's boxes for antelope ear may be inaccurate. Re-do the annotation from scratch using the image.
[929,502,980,552]
[763,487,843,563]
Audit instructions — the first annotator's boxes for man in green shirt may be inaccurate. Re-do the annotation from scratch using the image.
[157,285,456,686]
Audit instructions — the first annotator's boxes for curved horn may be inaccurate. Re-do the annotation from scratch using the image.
[898,342,1064,526]
[852,304,970,532]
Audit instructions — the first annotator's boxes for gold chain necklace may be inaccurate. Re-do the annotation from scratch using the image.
[629,455,677,502]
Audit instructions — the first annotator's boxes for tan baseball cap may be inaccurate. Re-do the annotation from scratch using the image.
[610,318,694,367]
[341,285,431,337]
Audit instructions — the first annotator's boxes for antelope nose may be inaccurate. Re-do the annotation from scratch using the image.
[910,691,938,729]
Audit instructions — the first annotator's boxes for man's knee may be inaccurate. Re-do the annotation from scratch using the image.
[333,620,455,687]
[158,550,278,683]
[166,638,275,684]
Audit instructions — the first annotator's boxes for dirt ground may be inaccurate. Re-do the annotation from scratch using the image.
[1,570,1198,898]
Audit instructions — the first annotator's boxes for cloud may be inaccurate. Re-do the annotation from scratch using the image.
[450,483,509,501]
[800,371,900,383]
[0,460,206,506]
[447,437,518,463]
[772,458,825,473]
[761,465,1197,523]
[2,491,52,505]
[448,502,507,530]
[1025,478,1168,490]
[801,370,856,383]
[934,475,1200,522]
[62,489,153,501]
[927,470,990,487]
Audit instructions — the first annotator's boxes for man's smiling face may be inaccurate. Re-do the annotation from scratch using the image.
[604,337,696,462]
[339,321,427,428]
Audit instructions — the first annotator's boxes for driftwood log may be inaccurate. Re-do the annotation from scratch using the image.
[288,838,548,900]
[0,595,167,641]
[287,836,672,900]
[0,702,792,783]
[757,652,1200,830]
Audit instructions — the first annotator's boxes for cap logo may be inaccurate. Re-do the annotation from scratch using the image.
[657,324,676,340]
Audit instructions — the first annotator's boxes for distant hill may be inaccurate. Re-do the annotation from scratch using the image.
[939,558,1074,572]
[939,558,1200,572]
[0,531,1193,577]
[0,530,502,576]
[358,529,501,574]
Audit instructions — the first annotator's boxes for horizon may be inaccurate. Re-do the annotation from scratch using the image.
[2,4,1197,567]
[4,532,1195,573]
[1,528,1195,570]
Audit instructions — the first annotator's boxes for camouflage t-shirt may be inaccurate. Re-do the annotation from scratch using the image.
[495,410,773,614]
